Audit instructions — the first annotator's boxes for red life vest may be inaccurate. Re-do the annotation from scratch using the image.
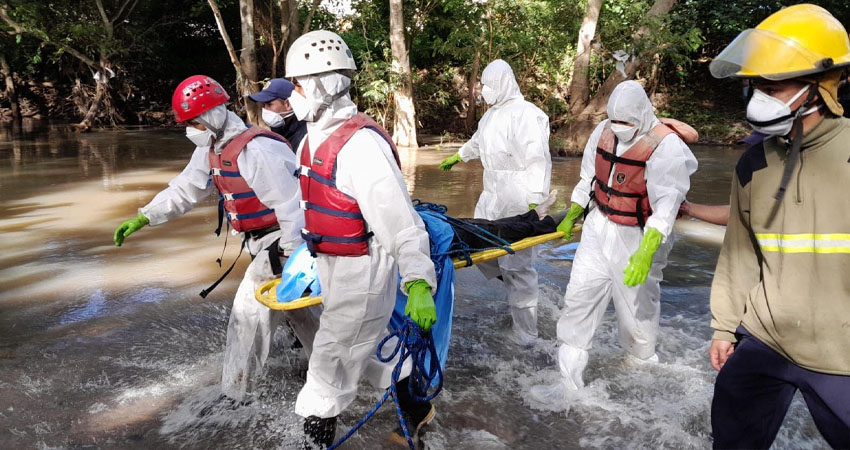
[592,121,684,227]
[208,126,292,233]
[298,113,401,257]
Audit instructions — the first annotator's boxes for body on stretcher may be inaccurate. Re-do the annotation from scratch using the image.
[254,229,579,311]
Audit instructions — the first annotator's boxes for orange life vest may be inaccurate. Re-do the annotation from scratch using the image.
[592,119,695,227]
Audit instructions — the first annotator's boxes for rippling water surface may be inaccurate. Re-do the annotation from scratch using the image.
[0,121,825,449]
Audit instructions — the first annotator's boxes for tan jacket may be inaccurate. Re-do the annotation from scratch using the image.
[710,116,850,375]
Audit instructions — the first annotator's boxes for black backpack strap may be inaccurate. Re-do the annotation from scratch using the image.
[265,237,284,276]
[199,235,247,298]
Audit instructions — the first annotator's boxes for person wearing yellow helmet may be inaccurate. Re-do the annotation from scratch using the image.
[708,4,850,449]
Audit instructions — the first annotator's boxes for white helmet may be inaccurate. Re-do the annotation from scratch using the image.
[285,30,356,78]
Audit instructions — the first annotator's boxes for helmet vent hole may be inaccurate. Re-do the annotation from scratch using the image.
[319,48,324,52]
[336,46,340,50]
[305,53,310,60]
[320,40,326,44]
[327,61,332,66]
[311,42,317,47]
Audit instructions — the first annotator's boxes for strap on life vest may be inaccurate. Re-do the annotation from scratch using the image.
[596,147,648,168]
[300,229,374,257]
[301,200,365,219]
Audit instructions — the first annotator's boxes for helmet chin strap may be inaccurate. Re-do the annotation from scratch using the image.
[312,76,350,120]
[196,109,229,142]
[766,83,818,226]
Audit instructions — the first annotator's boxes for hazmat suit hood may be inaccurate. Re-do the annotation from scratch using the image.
[296,72,358,150]
[606,80,660,141]
[197,104,247,153]
[481,59,524,107]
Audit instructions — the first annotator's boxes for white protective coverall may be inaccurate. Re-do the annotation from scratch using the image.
[557,80,697,389]
[457,59,552,344]
[139,105,309,400]
[291,73,437,419]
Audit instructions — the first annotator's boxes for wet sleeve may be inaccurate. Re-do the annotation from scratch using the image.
[336,130,438,293]
[517,109,552,205]
[645,137,698,239]
[458,128,482,162]
[239,138,305,254]
[140,146,215,226]
[570,122,606,207]
[709,172,759,342]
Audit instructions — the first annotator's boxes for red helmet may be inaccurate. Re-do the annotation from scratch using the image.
[171,75,230,122]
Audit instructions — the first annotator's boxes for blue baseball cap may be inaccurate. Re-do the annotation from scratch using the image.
[249,78,295,103]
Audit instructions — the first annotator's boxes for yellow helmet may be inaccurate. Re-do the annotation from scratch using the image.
[710,4,850,80]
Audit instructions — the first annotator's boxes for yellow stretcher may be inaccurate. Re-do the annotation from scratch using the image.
[254,225,582,311]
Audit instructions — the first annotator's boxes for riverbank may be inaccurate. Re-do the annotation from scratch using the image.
[1,81,750,157]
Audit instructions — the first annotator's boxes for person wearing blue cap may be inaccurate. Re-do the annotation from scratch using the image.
[250,78,308,151]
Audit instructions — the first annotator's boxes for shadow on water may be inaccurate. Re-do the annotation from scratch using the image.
[0,122,826,449]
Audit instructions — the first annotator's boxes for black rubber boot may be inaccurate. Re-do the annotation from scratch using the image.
[302,415,337,450]
[389,377,436,447]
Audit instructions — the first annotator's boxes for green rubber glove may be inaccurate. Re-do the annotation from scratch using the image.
[529,203,537,210]
[439,153,462,171]
[556,202,585,240]
[623,227,663,287]
[113,213,150,247]
[404,280,437,331]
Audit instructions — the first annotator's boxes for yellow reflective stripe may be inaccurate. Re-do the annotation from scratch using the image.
[759,246,850,254]
[755,233,850,241]
[756,233,850,254]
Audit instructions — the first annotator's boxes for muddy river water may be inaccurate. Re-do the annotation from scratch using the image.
[0,121,825,449]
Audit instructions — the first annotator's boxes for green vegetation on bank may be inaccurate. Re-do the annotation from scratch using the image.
[1,0,848,151]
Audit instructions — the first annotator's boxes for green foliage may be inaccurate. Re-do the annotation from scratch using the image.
[353,47,399,126]
[4,0,848,134]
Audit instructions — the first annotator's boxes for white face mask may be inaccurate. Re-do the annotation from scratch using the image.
[746,85,820,137]
[185,126,214,147]
[288,90,315,122]
[610,123,638,143]
[481,85,498,105]
[262,108,285,128]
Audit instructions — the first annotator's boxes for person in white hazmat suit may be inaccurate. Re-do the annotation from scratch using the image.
[439,59,553,345]
[112,75,313,405]
[530,80,697,405]
[284,31,439,449]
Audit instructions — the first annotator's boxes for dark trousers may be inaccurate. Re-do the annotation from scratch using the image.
[712,327,850,449]
[452,210,557,249]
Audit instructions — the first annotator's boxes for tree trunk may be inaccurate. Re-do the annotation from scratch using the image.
[556,0,678,153]
[76,74,109,132]
[389,0,417,148]
[567,0,603,114]
[283,0,300,44]
[646,52,662,97]
[274,0,300,77]
[0,54,20,122]
[208,0,245,76]
[465,48,481,132]
[303,0,322,34]
[239,0,260,124]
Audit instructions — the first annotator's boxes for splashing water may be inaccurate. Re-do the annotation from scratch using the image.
[0,123,827,448]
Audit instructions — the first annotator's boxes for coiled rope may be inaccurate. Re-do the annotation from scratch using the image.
[329,318,443,449]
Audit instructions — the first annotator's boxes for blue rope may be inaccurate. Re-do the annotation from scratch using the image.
[328,318,443,450]
[411,200,516,267]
